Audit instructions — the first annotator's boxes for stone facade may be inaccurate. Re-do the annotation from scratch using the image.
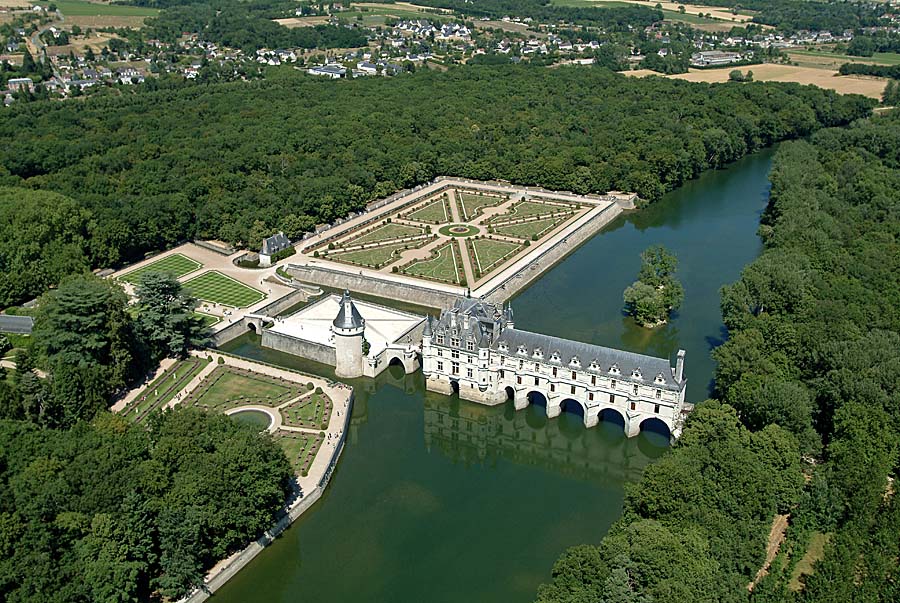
[422,298,689,439]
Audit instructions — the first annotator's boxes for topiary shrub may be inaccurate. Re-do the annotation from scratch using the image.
[315,386,323,394]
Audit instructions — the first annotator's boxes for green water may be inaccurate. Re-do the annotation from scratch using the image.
[230,409,273,430]
[215,148,776,603]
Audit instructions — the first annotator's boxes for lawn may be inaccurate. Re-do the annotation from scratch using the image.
[468,238,522,275]
[273,430,323,474]
[48,0,159,16]
[406,196,449,223]
[457,191,504,220]
[189,366,299,410]
[182,271,266,308]
[352,222,424,245]
[489,200,575,223]
[119,253,202,284]
[193,311,221,327]
[493,215,568,240]
[329,240,413,267]
[124,357,210,422]
[281,392,332,430]
[401,242,463,284]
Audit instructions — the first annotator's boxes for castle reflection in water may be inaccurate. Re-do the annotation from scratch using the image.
[348,364,668,485]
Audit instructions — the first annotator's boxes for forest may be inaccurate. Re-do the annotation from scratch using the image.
[407,0,661,29]
[536,111,900,602]
[0,66,873,307]
[0,272,293,601]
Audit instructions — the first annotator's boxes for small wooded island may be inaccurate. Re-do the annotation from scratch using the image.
[623,246,684,328]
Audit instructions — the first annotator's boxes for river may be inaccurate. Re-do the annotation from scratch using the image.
[215,147,776,603]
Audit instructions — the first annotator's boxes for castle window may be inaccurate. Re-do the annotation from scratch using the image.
[570,385,576,395]
[611,379,616,389]
[466,340,475,351]
[591,375,596,386]
[609,393,615,403]
[630,401,636,411]
[654,404,660,414]
[518,360,523,369]
[633,385,638,396]
[437,361,444,371]
[552,367,557,377]
[436,335,444,345]
[452,362,459,375]
[517,376,522,385]
[550,384,556,393]
[437,349,443,357]
[451,350,459,360]
[467,368,473,378]
[451,337,460,348]
[535,362,540,371]
[589,392,594,401]
[500,370,505,379]
[571,371,577,380]
[656,389,661,399]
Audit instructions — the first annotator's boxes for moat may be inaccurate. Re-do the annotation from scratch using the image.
[215,148,776,603]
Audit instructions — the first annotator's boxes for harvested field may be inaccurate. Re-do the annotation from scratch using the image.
[628,64,887,99]
[65,15,148,28]
[54,0,157,17]
[274,16,331,27]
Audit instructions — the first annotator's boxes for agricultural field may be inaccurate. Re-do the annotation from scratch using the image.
[182,271,266,308]
[273,430,323,474]
[354,222,424,245]
[406,196,449,223]
[187,366,300,411]
[645,64,889,99]
[122,357,210,422]
[493,215,567,240]
[787,48,900,69]
[401,241,464,284]
[468,238,523,275]
[50,0,158,16]
[118,253,202,284]
[281,392,332,430]
[329,241,415,267]
[457,191,504,220]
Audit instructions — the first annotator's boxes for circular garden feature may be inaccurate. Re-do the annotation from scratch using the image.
[439,224,480,237]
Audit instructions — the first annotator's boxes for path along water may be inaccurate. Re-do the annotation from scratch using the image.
[214,147,776,603]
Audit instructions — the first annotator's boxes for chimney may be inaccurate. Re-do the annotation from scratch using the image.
[463,314,470,330]
[675,349,685,383]
[450,310,457,329]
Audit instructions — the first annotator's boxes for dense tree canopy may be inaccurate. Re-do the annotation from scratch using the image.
[0,66,873,307]
[538,110,900,602]
[623,245,683,327]
[0,410,293,602]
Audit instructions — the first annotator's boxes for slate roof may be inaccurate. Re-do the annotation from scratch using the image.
[0,315,33,334]
[492,328,682,391]
[260,232,290,256]
[333,291,364,330]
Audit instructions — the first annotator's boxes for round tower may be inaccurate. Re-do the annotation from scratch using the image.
[332,290,365,378]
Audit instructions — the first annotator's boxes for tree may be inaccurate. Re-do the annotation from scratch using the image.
[134,272,209,361]
[33,275,139,425]
[623,246,684,327]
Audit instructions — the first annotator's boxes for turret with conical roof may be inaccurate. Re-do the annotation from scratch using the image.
[332,290,365,378]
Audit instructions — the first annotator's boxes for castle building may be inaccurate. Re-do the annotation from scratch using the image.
[422,298,689,439]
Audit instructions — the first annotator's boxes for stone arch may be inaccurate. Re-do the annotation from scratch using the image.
[450,380,460,395]
[247,322,257,333]
[382,350,417,375]
[504,386,515,402]
[524,390,548,428]
[640,416,672,440]
[526,390,547,408]
[559,398,586,418]
[597,407,626,431]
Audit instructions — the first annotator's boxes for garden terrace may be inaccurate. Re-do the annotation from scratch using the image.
[118,253,202,284]
[273,430,324,476]
[186,366,303,411]
[123,356,211,422]
[182,270,266,308]
[280,391,333,431]
[399,241,465,285]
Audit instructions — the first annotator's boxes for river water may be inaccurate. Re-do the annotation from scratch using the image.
[215,148,775,603]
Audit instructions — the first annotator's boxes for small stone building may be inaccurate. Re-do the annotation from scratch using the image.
[259,232,291,267]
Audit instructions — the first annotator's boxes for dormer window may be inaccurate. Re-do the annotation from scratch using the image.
[550,351,561,363]
[569,356,580,368]
[655,372,666,384]
[499,342,509,352]
[533,348,543,360]
[451,337,460,348]
[436,334,444,345]
[517,345,528,355]
[589,360,600,370]
[632,368,642,380]
[609,363,620,375]
[466,339,475,351]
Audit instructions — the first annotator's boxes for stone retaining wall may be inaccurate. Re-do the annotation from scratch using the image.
[261,329,336,366]
[286,265,453,310]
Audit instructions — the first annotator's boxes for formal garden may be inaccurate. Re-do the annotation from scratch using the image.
[182,270,266,308]
[281,390,332,430]
[301,186,594,286]
[118,253,203,284]
[184,365,302,410]
[123,356,211,422]
[273,430,324,475]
